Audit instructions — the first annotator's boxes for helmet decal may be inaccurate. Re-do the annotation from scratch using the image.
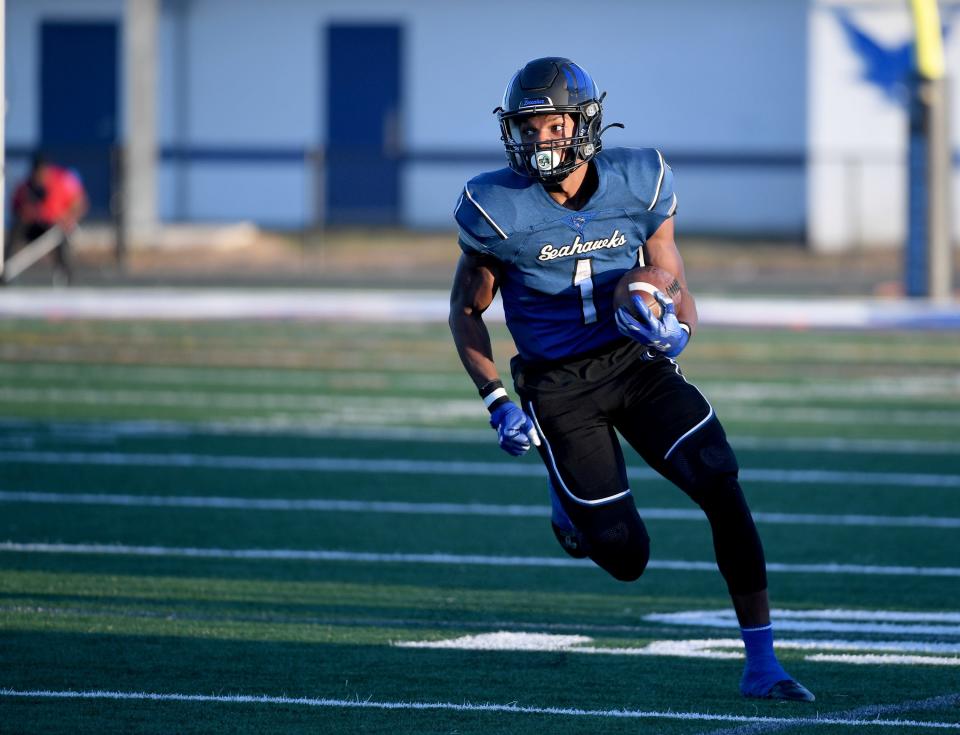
[520,96,553,108]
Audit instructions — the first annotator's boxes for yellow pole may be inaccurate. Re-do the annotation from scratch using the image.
[906,0,951,301]
[0,0,5,278]
[910,0,945,80]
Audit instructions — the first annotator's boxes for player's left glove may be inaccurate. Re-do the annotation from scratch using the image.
[615,291,690,358]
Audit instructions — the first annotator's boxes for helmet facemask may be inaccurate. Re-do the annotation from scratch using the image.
[498,101,603,184]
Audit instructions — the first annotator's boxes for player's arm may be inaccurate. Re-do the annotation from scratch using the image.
[615,217,695,357]
[449,251,539,456]
[449,251,501,389]
[645,217,698,336]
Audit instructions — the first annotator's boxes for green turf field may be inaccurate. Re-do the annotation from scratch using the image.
[0,317,958,734]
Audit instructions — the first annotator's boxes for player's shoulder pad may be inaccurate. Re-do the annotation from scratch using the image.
[454,167,529,253]
[601,147,677,219]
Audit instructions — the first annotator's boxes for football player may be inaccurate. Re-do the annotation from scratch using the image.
[448,57,814,702]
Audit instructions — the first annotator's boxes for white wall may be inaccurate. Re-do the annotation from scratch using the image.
[404,0,809,235]
[8,0,811,234]
[808,0,960,252]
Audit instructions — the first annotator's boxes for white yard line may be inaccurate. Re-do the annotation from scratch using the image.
[705,377,960,402]
[3,387,960,427]
[1,542,959,577]
[0,388,484,417]
[2,491,958,529]
[0,688,958,728]
[1,450,958,488]
[727,435,960,455]
[0,364,468,391]
[2,417,958,455]
[716,405,960,427]
[4,363,960,402]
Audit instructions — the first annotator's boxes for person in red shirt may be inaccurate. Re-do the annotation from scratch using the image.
[9,153,89,284]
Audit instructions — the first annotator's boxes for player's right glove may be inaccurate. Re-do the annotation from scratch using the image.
[615,291,690,358]
[489,401,541,457]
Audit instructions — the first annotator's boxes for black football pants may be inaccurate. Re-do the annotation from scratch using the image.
[513,339,767,594]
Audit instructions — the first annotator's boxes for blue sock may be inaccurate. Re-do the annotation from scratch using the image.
[739,623,790,697]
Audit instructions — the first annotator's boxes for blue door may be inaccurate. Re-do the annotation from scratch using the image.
[325,25,402,225]
[41,22,118,219]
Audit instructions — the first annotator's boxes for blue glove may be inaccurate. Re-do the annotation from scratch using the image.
[615,291,690,358]
[489,401,541,456]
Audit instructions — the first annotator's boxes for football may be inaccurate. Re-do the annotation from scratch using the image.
[613,265,682,320]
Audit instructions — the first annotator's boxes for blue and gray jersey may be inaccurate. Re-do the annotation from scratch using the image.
[454,147,678,363]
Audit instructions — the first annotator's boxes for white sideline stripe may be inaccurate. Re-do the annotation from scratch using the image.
[805,654,960,666]
[3,491,959,530]
[0,289,959,330]
[0,288,509,323]
[2,450,959,488]
[2,542,959,577]
[1,689,957,729]
[702,693,960,735]
[3,418,959,455]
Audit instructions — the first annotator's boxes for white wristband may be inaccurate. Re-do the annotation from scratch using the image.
[482,387,509,408]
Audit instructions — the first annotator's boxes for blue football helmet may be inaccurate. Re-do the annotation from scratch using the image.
[495,57,621,184]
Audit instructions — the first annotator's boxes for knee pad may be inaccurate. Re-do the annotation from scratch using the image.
[551,521,589,559]
[595,526,650,582]
[662,416,739,503]
[575,499,650,582]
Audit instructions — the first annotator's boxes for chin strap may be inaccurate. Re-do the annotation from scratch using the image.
[599,122,625,137]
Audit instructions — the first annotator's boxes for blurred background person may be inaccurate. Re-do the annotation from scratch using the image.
[8,153,89,285]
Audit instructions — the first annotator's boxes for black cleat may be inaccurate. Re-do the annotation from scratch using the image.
[762,679,816,702]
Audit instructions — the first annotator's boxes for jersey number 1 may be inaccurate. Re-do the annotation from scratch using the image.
[573,258,597,324]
